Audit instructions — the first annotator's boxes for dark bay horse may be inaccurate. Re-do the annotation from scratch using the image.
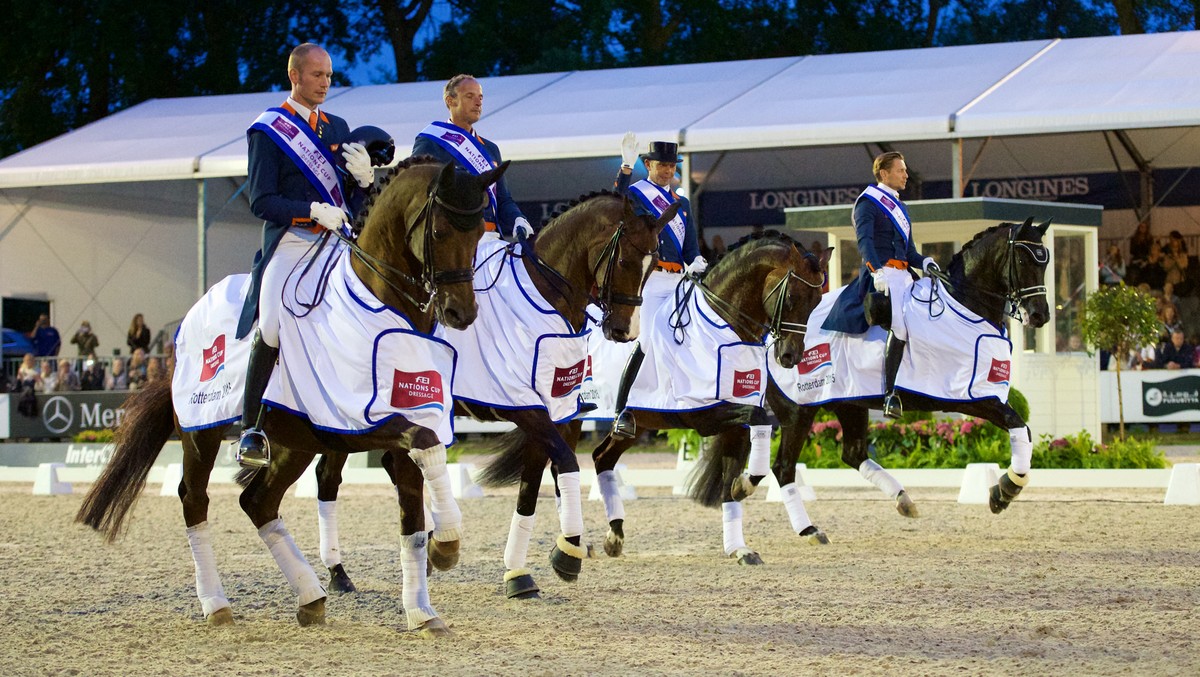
[76,157,506,637]
[524,232,830,565]
[720,219,1051,538]
[313,192,678,600]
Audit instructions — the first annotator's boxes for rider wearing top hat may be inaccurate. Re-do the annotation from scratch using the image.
[411,74,534,242]
[234,43,378,469]
[609,133,706,438]
[822,151,940,420]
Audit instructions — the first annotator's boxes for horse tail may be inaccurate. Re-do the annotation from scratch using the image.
[687,431,749,508]
[477,428,529,487]
[234,467,258,488]
[75,378,176,542]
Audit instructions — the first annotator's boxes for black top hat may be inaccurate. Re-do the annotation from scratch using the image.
[640,141,682,163]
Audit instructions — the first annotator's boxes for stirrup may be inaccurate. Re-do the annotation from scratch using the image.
[611,410,637,439]
[236,428,271,469]
[882,392,903,420]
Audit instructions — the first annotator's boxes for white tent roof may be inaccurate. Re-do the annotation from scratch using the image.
[2,30,1199,190]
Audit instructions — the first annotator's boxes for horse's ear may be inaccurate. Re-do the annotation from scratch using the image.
[478,160,511,188]
[818,246,835,270]
[654,202,681,231]
[1036,218,1052,236]
[438,161,457,189]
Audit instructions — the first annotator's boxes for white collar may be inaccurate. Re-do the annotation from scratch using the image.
[448,118,475,136]
[287,97,316,122]
[876,182,900,199]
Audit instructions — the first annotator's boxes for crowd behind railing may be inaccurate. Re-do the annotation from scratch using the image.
[1099,224,1200,370]
[1,312,175,394]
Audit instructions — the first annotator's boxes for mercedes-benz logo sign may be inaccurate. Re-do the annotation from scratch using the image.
[42,396,74,434]
[1145,388,1163,407]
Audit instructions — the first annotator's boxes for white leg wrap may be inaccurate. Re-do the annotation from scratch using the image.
[410,445,462,542]
[186,522,230,617]
[1009,427,1033,475]
[257,518,325,606]
[400,532,438,630]
[503,512,536,571]
[596,469,626,522]
[747,425,772,477]
[859,459,904,499]
[422,483,435,533]
[721,501,746,557]
[317,500,341,568]
[556,471,584,538]
[780,483,814,534]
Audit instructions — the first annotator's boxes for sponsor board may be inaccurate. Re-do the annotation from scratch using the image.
[1142,376,1200,417]
[5,392,130,440]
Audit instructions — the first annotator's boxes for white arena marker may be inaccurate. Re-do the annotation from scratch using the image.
[958,462,1000,504]
[32,462,72,495]
[1164,463,1200,505]
[160,463,184,497]
[294,460,319,499]
[765,464,816,502]
[448,463,484,499]
[589,463,636,501]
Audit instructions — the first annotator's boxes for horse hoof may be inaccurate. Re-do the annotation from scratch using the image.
[416,617,453,639]
[603,521,625,558]
[505,572,541,600]
[328,564,357,594]
[730,473,757,502]
[988,484,1009,514]
[896,491,920,518]
[206,607,234,626]
[732,548,764,566]
[549,547,582,582]
[296,597,327,627]
[799,526,829,545]
[429,538,460,572]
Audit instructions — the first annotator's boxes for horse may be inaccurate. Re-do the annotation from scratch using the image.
[583,232,835,566]
[719,218,1051,538]
[75,156,507,638]
[310,191,679,600]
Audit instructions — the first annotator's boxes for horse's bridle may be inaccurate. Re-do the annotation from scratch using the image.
[929,223,1049,322]
[692,250,826,343]
[338,171,487,313]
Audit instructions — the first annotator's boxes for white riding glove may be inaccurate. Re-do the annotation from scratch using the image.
[342,142,374,188]
[922,257,940,275]
[620,131,639,168]
[513,217,534,241]
[310,202,348,232]
[871,269,889,295]
[685,256,708,276]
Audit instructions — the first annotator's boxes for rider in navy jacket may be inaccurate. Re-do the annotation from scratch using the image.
[822,152,938,419]
[410,75,532,241]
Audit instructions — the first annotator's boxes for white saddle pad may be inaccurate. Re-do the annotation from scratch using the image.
[771,277,1012,407]
[437,239,589,423]
[173,275,255,431]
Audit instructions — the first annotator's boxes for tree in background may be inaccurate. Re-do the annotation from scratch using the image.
[1080,283,1160,440]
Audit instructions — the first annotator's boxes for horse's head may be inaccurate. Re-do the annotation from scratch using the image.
[353,158,509,330]
[765,243,832,368]
[596,197,678,342]
[1009,217,1052,328]
[951,217,1051,328]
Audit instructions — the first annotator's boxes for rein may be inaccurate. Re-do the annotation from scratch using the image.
[926,224,1048,322]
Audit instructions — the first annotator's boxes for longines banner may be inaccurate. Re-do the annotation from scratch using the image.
[2,391,131,440]
[1099,370,1200,423]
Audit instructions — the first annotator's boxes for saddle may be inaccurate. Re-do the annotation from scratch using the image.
[863,290,891,330]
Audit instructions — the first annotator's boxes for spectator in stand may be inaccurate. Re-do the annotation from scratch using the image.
[128,348,148,390]
[1127,221,1154,286]
[16,353,40,390]
[1162,281,1181,309]
[1163,230,1189,287]
[105,357,128,391]
[35,359,53,391]
[1099,244,1126,286]
[1141,241,1167,290]
[127,313,151,355]
[70,320,99,356]
[146,357,164,384]
[45,358,81,392]
[1157,329,1195,370]
[80,354,106,391]
[1159,303,1184,343]
[27,314,61,357]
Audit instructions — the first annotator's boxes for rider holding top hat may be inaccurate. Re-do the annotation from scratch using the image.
[234,43,378,469]
[822,151,940,420]
[411,74,534,243]
[609,133,707,439]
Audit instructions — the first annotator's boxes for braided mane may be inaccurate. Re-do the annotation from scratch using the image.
[541,190,621,228]
[350,155,443,233]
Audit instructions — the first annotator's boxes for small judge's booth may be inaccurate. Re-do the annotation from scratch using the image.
[785,197,1101,440]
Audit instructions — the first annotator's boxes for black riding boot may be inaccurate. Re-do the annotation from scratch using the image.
[611,345,645,439]
[881,331,906,420]
[236,331,280,469]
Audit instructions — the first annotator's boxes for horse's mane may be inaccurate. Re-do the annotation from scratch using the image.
[541,190,620,228]
[948,221,1017,271]
[716,229,805,265]
[351,155,443,233]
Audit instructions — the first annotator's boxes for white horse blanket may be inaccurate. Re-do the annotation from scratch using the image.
[770,277,1013,407]
[436,239,589,423]
[174,240,457,445]
[173,275,255,431]
[587,279,768,415]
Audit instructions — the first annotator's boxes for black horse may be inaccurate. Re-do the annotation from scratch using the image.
[713,219,1051,539]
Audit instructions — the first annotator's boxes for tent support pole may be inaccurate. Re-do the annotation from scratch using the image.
[951,138,964,198]
[197,178,208,300]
